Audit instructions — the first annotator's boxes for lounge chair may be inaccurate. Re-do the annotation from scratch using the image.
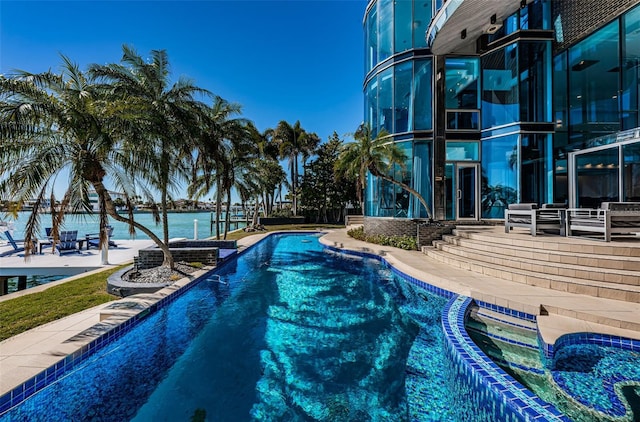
[85,226,117,250]
[37,228,55,254]
[56,230,80,255]
[0,231,25,256]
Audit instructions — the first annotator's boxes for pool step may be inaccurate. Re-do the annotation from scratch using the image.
[423,227,640,303]
[465,306,544,373]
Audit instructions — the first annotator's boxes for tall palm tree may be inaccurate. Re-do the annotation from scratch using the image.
[272,120,319,216]
[89,45,209,246]
[0,56,175,264]
[336,123,433,220]
[188,96,250,239]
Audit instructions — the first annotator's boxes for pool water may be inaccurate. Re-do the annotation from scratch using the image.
[1,233,457,421]
[4,275,66,294]
[466,309,640,421]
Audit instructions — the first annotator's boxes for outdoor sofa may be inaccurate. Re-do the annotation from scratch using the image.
[504,203,566,236]
[566,202,640,241]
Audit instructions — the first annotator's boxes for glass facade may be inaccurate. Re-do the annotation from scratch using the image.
[364,0,640,221]
[363,0,436,219]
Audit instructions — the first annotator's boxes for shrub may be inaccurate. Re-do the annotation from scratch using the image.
[346,226,418,251]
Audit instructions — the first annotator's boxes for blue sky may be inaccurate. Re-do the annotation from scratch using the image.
[0,0,366,200]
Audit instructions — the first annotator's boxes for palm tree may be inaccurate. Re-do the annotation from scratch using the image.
[336,123,433,220]
[272,120,320,216]
[0,56,175,264]
[188,96,251,239]
[89,45,209,246]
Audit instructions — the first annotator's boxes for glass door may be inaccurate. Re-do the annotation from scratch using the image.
[457,164,479,220]
[444,163,479,220]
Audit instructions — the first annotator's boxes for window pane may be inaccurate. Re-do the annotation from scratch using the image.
[366,79,378,135]
[575,148,619,208]
[519,41,551,122]
[413,1,432,48]
[394,141,413,217]
[412,141,432,218]
[394,61,412,133]
[520,133,549,204]
[622,4,640,130]
[446,142,479,160]
[445,57,479,109]
[624,142,640,202]
[482,135,518,218]
[394,0,412,53]
[378,68,394,134]
[378,0,393,62]
[367,6,378,72]
[569,21,620,142]
[413,59,433,130]
[482,44,519,128]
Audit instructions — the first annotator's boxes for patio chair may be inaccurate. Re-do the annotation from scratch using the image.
[56,230,80,255]
[37,227,55,254]
[85,226,117,250]
[0,231,25,256]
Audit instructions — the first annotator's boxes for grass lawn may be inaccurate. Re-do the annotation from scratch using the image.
[0,266,125,342]
[0,223,345,342]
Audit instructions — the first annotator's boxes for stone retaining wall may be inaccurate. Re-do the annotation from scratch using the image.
[136,239,236,269]
[364,217,455,248]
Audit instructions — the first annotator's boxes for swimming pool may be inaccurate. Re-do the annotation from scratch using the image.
[1,233,465,421]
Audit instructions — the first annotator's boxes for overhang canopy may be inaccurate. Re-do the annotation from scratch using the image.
[427,0,533,55]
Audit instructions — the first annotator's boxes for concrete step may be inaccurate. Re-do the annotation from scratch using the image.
[440,233,640,272]
[423,247,640,303]
[433,239,640,287]
[453,227,640,258]
[345,215,364,226]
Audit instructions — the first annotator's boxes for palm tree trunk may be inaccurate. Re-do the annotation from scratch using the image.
[93,180,175,268]
[252,198,260,226]
[224,189,232,239]
[215,176,222,240]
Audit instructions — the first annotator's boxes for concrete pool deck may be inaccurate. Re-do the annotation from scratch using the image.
[1,228,640,399]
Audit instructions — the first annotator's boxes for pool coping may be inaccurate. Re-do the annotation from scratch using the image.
[1,229,639,419]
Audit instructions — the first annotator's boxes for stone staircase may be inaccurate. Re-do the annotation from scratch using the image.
[345,215,364,226]
[422,226,640,303]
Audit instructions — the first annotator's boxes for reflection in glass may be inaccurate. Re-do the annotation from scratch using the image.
[394,0,412,53]
[622,4,640,130]
[445,57,479,109]
[482,135,518,218]
[379,68,394,134]
[395,61,412,133]
[520,133,550,204]
[411,141,432,218]
[413,1,432,48]
[569,21,620,143]
[446,142,479,161]
[519,41,551,123]
[366,6,378,73]
[623,142,640,202]
[575,148,619,208]
[366,79,378,135]
[379,0,393,62]
[413,59,433,130]
[482,44,519,128]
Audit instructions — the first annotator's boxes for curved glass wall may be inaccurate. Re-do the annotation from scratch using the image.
[365,0,434,74]
[364,139,432,219]
[365,59,434,137]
